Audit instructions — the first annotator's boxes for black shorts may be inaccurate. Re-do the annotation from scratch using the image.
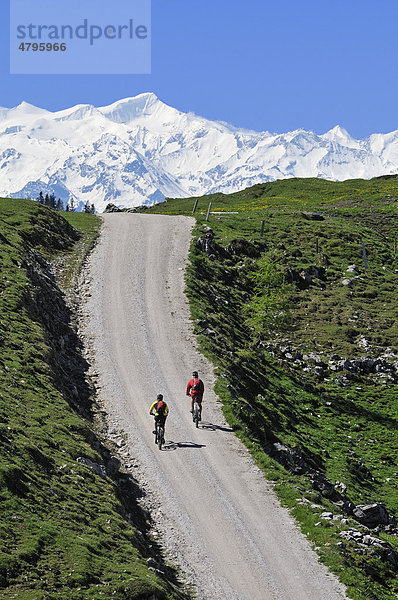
[155,415,166,428]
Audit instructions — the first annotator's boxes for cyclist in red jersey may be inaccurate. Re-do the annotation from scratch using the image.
[186,371,204,419]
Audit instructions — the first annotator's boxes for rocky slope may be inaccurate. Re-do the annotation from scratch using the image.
[0,200,191,600]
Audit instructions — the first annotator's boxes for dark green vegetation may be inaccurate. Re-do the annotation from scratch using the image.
[0,199,190,600]
[142,176,398,600]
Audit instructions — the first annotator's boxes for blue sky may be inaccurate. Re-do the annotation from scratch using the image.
[1,0,398,138]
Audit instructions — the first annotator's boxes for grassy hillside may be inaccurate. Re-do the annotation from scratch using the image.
[141,176,398,600]
[0,199,191,600]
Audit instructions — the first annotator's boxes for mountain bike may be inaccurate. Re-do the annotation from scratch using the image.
[192,398,201,428]
[154,420,165,450]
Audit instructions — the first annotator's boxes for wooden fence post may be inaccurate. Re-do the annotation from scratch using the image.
[192,199,198,215]
[206,202,212,221]
[362,242,368,272]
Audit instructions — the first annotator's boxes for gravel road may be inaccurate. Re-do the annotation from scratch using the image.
[80,213,347,600]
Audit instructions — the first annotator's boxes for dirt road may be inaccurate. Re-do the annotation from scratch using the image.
[81,213,347,600]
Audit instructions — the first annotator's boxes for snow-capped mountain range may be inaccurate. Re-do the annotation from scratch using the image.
[1,92,397,212]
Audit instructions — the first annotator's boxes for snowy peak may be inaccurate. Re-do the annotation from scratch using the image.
[320,125,362,150]
[322,125,357,145]
[324,125,351,138]
[1,93,398,212]
[0,101,49,123]
[15,101,49,115]
[98,92,176,124]
[53,104,100,121]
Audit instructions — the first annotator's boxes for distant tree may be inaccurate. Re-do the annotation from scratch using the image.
[83,201,95,214]
[68,197,75,212]
[49,193,56,209]
[65,204,69,212]
[56,198,64,211]
[44,193,50,207]
[37,191,45,204]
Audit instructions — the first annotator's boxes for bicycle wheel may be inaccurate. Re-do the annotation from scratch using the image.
[158,426,164,450]
[154,424,158,445]
[193,403,199,428]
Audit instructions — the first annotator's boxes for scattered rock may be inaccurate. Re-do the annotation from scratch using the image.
[339,528,398,571]
[302,212,325,221]
[334,481,347,495]
[270,443,306,474]
[346,264,360,273]
[105,456,121,477]
[353,503,396,528]
[203,327,217,337]
[104,203,122,213]
[197,230,229,259]
[146,558,158,568]
[77,457,107,478]
[342,278,353,287]
[227,238,265,258]
[310,472,342,502]
[321,512,333,520]
[285,266,325,289]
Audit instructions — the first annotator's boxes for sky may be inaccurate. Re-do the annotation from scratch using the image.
[1,0,398,138]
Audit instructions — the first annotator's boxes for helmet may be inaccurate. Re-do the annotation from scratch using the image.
[192,371,198,377]
[157,393,163,400]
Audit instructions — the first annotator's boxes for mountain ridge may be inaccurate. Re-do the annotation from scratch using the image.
[1,93,398,211]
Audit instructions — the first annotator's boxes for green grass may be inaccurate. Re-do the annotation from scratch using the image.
[141,176,398,600]
[0,199,191,600]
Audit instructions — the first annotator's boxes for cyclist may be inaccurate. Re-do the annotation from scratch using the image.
[186,371,204,419]
[149,394,169,442]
